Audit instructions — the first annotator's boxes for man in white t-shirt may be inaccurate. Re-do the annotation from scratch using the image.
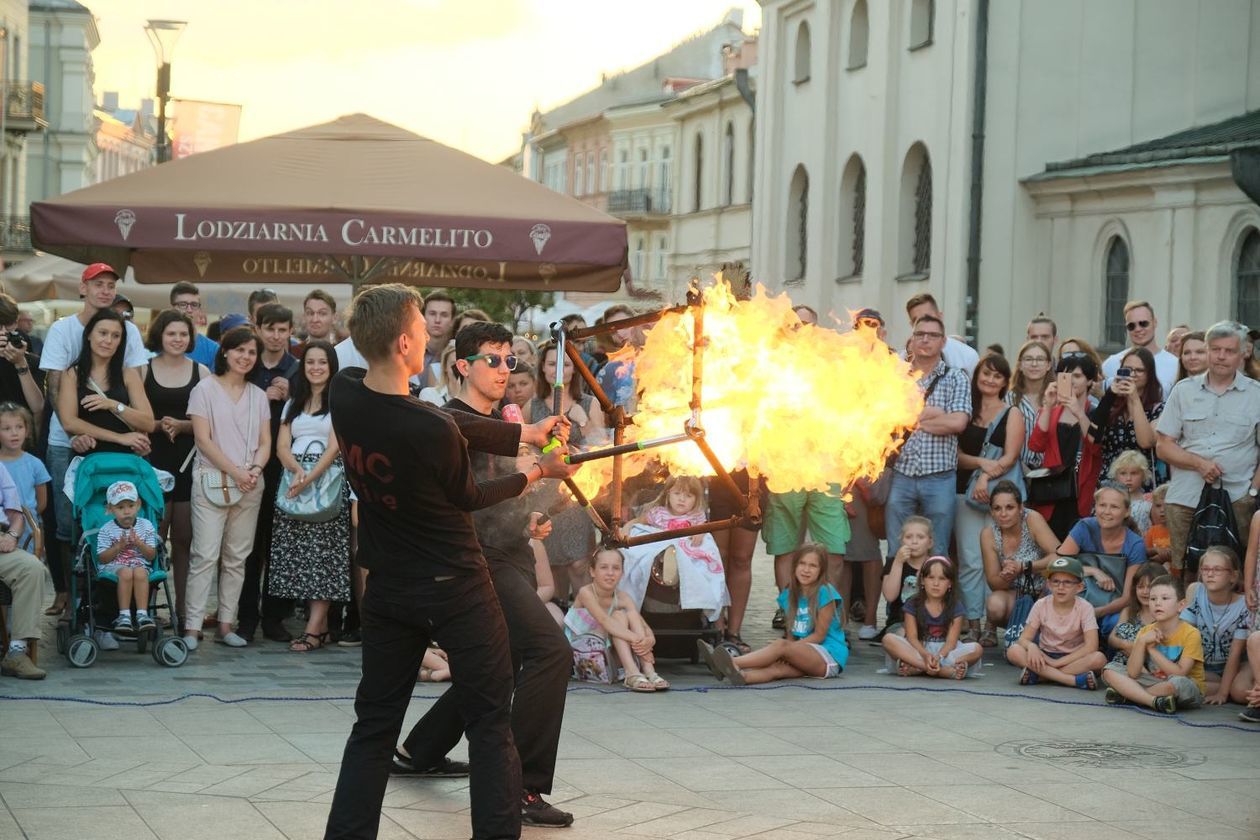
[39,263,149,648]
[1101,300,1179,397]
[905,292,979,375]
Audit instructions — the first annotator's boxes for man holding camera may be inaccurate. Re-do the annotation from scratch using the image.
[0,292,44,415]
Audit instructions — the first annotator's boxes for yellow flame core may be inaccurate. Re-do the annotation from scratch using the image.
[622,281,924,495]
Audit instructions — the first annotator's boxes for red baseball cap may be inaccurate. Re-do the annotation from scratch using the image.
[81,262,118,282]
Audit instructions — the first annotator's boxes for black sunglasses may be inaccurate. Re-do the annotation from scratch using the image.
[1125,320,1151,332]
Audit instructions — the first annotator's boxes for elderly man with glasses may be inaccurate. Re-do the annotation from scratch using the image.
[885,313,972,561]
[1102,300,1178,396]
[1156,320,1260,579]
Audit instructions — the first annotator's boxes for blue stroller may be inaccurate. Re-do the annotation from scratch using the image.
[55,453,188,668]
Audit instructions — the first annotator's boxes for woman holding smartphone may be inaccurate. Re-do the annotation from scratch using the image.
[1028,354,1102,540]
[1089,347,1163,491]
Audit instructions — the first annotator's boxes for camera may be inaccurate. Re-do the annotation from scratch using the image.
[3,331,23,349]
[1116,366,1132,379]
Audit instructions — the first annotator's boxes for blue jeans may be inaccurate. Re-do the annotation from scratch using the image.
[45,444,73,543]
[885,470,956,559]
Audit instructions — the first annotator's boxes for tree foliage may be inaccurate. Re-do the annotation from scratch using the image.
[420,287,554,331]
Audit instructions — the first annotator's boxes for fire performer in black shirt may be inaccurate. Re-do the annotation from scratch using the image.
[323,285,576,840]
[393,320,576,828]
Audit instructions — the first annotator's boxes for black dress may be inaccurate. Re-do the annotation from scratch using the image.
[145,362,201,502]
[77,375,133,454]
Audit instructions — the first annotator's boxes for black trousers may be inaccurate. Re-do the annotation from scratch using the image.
[237,468,290,628]
[324,568,521,840]
[404,562,570,794]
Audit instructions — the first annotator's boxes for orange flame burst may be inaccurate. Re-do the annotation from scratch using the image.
[616,280,923,494]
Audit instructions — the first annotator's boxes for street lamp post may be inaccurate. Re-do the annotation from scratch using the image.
[144,19,186,164]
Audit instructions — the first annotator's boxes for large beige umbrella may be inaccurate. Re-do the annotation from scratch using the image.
[0,253,353,312]
[30,113,627,292]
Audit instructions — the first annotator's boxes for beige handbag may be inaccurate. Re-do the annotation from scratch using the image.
[199,385,257,508]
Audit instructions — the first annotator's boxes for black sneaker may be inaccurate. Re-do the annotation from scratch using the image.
[135,614,157,637]
[771,608,785,630]
[112,615,135,637]
[389,753,470,777]
[521,792,574,827]
[1239,705,1260,723]
[337,630,362,647]
[1153,696,1177,715]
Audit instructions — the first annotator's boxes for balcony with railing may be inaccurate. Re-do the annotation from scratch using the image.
[607,188,672,217]
[3,82,47,134]
[0,216,32,253]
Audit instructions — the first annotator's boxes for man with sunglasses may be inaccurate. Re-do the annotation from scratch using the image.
[1102,300,1177,395]
[391,320,575,828]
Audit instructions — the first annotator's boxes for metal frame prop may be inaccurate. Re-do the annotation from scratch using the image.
[548,290,762,549]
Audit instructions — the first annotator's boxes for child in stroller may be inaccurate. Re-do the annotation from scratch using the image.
[96,480,159,639]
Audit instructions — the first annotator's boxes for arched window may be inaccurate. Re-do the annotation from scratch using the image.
[722,121,735,206]
[898,143,932,276]
[786,165,809,282]
[747,121,755,202]
[794,21,812,83]
[1103,236,1131,348]
[573,156,584,196]
[1235,227,1260,327]
[849,0,869,69]
[910,0,935,49]
[838,155,866,278]
[693,132,704,212]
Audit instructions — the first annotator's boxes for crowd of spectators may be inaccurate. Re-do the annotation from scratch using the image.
[1,270,1259,725]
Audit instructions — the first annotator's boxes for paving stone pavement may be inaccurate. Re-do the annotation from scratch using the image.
[3,551,1260,840]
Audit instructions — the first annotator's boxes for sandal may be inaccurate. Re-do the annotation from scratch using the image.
[723,633,751,655]
[624,673,656,692]
[645,671,670,691]
[1019,667,1040,686]
[288,632,326,652]
[979,627,998,648]
[44,593,68,616]
[1075,672,1097,691]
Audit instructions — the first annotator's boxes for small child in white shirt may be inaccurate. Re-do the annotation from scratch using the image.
[97,480,159,638]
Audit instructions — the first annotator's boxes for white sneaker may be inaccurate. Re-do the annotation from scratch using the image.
[183,634,199,651]
[93,629,120,651]
[217,632,248,648]
[858,625,879,641]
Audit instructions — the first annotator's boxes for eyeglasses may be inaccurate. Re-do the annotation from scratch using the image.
[172,301,202,311]
[911,331,944,341]
[463,353,518,371]
[1047,578,1079,588]
[1199,566,1233,575]
[1125,320,1152,332]
[1019,356,1049,364]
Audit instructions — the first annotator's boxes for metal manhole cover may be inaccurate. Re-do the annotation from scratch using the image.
[996,739,1204,769]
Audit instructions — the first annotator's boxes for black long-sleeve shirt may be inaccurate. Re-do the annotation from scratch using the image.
[447,398,540,577]
[329,369,524,579]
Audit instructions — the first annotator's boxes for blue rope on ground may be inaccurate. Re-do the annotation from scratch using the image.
[4,682,1260,733]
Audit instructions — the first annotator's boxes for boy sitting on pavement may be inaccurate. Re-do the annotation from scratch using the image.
[1006,556,1107,690]
[96,480,159,638]
[1102,574,1205,714]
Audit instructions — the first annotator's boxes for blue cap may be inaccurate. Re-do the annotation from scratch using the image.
[220,313,250,332]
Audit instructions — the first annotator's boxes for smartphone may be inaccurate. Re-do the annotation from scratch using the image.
[1116,366,1132,379]
[1056,372,1073,395]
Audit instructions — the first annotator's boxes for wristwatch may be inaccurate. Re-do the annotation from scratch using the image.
[114,402,126,414]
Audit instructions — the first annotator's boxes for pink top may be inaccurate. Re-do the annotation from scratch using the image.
[187,377,269,471]
[1026,596,1098,654]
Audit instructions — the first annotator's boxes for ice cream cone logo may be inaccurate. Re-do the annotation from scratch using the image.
[529,223,551,255]
[193,251,211,278]
[538,262,556,282]
[114,209,136,241]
